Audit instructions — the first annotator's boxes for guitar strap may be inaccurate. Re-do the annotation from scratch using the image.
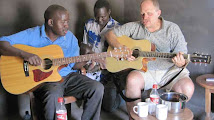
[159,67,184,89]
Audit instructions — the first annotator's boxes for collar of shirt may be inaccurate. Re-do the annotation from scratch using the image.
[143,16,165,33]
[40,24,66,44]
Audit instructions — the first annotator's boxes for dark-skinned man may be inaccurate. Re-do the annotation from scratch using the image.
[0,5,103,120]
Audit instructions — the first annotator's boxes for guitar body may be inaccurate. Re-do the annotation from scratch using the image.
[0,44,63,94]
[106,35,153,73]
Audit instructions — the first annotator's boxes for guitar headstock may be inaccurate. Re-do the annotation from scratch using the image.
[190,53,211,64]
[109,46,131,60]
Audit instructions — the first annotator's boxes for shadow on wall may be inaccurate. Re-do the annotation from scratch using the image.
[74,1,91,45]
[124,0,141,23]
[0,1,36,120]
[13,1,37,32]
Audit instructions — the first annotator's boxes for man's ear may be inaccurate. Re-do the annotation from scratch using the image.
[108,10,111,15]
[48,19,54,27]
[157,10,161,17]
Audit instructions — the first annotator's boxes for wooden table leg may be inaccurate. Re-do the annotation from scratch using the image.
[205,88,211,118]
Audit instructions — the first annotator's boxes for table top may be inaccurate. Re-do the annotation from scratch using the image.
[132,108,193,120]
[196,74,214,89]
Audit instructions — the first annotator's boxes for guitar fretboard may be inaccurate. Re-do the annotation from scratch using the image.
[52,52,110,66]
[139,51,189,59]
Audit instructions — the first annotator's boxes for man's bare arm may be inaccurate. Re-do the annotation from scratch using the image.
[72,62,87,70]
[105,30,134,61]
[105,30,123,48]
[0,41,42,66]
[0,41,24,57]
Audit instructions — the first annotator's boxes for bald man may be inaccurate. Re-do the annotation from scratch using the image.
[0,5,104,120]
[105,0,194,119]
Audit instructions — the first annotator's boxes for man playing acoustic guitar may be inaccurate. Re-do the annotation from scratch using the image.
[105,0,194,119]
[0,5,104,120]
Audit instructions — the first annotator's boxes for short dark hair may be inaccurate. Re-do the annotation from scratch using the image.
[44,4,67,24]
[94,0,111,13]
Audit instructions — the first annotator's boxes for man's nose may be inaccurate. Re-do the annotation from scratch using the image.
[99,18,103,23]
[64,22,69,28]
[142,14,148,20]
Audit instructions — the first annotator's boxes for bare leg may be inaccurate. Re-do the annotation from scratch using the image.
[172,77,194,101]
[125,71,145,119]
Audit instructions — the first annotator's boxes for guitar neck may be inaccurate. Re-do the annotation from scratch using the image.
[139,51,189,59]
[52,52,109,66]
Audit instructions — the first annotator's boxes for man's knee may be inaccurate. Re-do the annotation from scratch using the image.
[173,78,194,100]
[90,81,104,96]
[183,79,194,95]
[126,71,145,90]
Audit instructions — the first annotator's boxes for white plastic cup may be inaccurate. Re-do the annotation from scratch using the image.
[156,104,168,120]
[133,102,148,117]
[145,98,156,115]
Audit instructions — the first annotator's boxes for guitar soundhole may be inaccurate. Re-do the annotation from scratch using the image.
[44,58,53,70]
[132,49,139,58]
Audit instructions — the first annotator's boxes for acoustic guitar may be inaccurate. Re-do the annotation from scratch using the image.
[0,44,129,95]
[106,35,211,72]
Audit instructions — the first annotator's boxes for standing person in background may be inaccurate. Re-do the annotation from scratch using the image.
[0,4,103,120]
[105,0,194,119]
[82,0,124,112]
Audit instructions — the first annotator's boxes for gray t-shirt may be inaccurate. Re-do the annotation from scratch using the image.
[113,17,187,70]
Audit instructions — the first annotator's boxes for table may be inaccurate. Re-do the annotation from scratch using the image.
[131,108,193,120]
[196,74,214,119]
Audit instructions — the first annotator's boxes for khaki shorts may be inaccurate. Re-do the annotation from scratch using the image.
[138,66,190,91]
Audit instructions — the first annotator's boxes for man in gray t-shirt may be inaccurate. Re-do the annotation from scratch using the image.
[105,0,194,119]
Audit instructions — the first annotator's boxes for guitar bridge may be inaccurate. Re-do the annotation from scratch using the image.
[23,61,29,77]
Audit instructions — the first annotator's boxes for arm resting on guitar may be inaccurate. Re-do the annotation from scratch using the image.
[0,41,24,57]
[105,30,123,49]
[105,31,134,61]
[0,41,41,66]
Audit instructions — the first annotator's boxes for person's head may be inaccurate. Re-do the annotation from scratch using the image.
[140,0,161,29]
[94,0,111,29]
[44,4,69,36]
[80,43,94,55]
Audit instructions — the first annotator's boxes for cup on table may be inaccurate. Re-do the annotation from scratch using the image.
[156,104,168,120]
[133,102,148,117]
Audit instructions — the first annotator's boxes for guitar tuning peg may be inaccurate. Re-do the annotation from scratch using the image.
[194,60,197,65]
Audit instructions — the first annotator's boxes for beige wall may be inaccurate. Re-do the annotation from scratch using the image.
[0,0,124,42]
